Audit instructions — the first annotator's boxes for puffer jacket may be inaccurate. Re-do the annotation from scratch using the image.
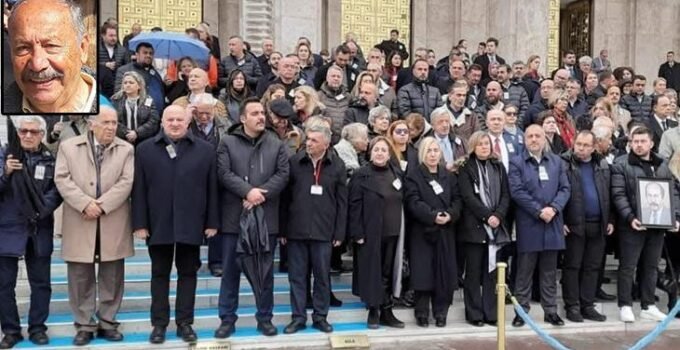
[318,83,351,144]
[397,81,443,120]
[502,80,530,126]
[611,152,680,233]
[219,52,263,89]
[621,94,653,121]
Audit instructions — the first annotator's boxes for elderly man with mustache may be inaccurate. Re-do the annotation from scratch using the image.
[3,0,97,114]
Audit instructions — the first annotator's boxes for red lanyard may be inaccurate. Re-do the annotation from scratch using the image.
[313,158,323,185]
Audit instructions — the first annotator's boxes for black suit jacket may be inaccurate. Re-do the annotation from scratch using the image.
[473,54,506,82]
[647,116,678,153]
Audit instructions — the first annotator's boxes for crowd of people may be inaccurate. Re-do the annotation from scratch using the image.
[2,0,680,349]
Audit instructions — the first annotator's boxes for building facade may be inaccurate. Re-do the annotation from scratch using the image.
[102,0,680,89]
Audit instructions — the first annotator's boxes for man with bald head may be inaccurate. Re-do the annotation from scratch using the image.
[219,35,262,90]
[508,124,571,328]
[172,68,228,121]
[474,81,504,128]
[255,55,301,101]
[55,106,135,346]
[4,0,97,113]
[553,69,570,89]
[132,105,219,344]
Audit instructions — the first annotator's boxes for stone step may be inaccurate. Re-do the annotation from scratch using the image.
[18,283,357,315]
[15,271,353,296]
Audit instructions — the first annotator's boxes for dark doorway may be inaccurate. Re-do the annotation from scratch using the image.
[560,0,593,60]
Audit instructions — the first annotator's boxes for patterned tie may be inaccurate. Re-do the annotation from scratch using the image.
[95,144,105,197]
[494,138,502,158]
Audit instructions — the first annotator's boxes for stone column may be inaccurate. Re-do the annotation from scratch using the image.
[273,0,323,55]
[219,0,242,58]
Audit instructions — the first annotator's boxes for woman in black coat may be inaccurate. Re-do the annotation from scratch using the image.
[111,71,160,145]
[349,136,406,329]
[404,136,462,328]
[457,131,511,327]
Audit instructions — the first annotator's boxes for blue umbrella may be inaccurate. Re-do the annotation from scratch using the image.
[128,32,210,63]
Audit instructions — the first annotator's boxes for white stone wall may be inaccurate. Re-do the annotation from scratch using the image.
[592,0,680,93]
[273,0,324,55]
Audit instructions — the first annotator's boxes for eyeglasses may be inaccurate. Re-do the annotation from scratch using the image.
[394,129,410,135]
[506,112,518,116]
[18,129,43,136]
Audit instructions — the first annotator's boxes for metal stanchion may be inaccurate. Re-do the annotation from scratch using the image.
[496,262,507,350]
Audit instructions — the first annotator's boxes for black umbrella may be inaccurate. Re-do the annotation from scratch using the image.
[237,206,272,307]
[5,117,49,234]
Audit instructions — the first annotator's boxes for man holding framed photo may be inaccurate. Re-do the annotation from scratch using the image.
[612,126,680,323]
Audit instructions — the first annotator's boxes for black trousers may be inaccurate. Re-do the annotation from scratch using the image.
[207,234,222,267]
[414,290,450,319]
[0,239,51,335]
[218,234,275,325]
[148,243,201,327]
[288,240,331,323]
[463,242,496,322]
[515,250,559,314]
[378,236,398,308]
[617,229,664,308]
[562,222,605,310]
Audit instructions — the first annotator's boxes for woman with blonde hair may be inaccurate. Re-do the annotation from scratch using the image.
[261,83,287,116]
[292,85,325,125]
[404,137,461,328]
[350,71,376,99]
[548,89,576,148]
[296,42,317,86]
[111,71,160,145]
[458,131,510,326]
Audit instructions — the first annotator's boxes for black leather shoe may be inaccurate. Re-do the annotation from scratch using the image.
[0,334,23,349]
[209,265,223,277]
[72,331,93,346]
[28,331,48,345]
[214,323,234,339]
[566,308,583,323]
[544,313,565,326]
[312,319,333,333]
[149,326,166,344]
[467,320,484,327]
[367,308,380,329]
[435,317,446,327]
[176,324,197,343]
[257,321,278,336]
[379,307,405,328]
[283,320,306,334]
[602,277,612,284]
[416,317,429,327]
[485,320,497,327]
[582,307,607,322]
[596,289,616,301]
[512,315,525,327]
[96,329,123,341]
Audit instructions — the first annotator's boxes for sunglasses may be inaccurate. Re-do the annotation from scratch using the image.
[394,129,410,135]
[18,129,43,136]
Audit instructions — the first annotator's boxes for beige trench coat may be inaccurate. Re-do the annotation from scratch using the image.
[54,134,135,263]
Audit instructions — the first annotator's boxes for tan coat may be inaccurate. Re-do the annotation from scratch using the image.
[54,134,135,263]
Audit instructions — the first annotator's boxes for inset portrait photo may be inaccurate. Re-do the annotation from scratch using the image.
[2,0,98,115]
[637,177,675,229]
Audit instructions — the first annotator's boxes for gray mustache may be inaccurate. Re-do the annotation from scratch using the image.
[23,67,64,82]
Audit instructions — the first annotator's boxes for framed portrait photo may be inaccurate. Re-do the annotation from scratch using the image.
[636,177,675,230]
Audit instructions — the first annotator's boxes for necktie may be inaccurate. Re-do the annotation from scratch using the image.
[439,139,453,165]
[650,210,658,225]
[490,55,496,64]
[493,137,502,157]
[95,144,105,197]
[662,120,668,131]
[127,100,137,130]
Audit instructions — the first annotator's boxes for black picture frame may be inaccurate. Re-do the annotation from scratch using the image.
[636,177,675,230]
